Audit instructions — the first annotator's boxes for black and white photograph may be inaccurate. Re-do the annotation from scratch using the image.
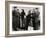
[5,1,45,36]
[12,7,40,31]
[9,3,43,34]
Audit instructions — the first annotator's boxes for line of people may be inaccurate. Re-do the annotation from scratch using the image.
[12,7,40,31]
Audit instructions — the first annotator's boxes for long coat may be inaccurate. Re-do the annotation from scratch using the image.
[12,10,20,31]
[32,12,40,30]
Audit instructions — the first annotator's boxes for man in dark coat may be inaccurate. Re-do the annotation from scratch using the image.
[12,7,17,31]
[12,7,20,31]
[26,10,32,30]
[32,8,40,30]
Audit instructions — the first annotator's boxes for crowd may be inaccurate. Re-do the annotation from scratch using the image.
[12,7,40,31]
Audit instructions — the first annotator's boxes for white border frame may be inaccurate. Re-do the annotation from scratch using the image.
[5,1,45,37]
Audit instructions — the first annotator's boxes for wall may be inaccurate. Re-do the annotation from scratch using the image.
[0,0,46,38]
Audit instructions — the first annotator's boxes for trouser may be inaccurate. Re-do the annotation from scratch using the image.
[33,22,39,30]
[25,19,30,30]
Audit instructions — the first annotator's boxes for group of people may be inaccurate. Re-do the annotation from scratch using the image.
[12,7,40,31]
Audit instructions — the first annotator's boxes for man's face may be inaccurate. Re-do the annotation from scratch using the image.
[17,9,19,12]
[35,9,39,12]
[14,8,17,11]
